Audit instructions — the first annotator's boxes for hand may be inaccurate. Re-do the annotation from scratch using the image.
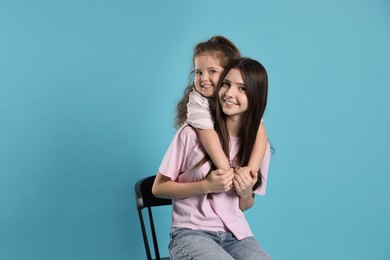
[205,168,234,193]
[233,166,257,198]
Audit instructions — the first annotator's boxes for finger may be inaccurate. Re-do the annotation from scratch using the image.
[234,174,245,189]
[233,179,241,192]
[236,169,250,184]
[236,172,253,191]
[227,174,235,187]
[234,167,243,177]
[225,169,235,180]
[222,170,234,183]
[225,179,234,191]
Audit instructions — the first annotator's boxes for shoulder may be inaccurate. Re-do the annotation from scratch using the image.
[176,124,198,144]
[189,89,209,106]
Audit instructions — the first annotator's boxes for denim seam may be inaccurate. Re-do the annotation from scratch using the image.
[172,239,198,260]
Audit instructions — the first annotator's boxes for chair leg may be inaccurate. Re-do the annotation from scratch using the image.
[138,209,152,260]
[148,207,161,260]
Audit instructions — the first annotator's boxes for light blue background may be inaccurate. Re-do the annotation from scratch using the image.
[1,0,389,259]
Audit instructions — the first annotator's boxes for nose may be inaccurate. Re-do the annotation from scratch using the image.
[201,72,209,82]
[224,86,235,98]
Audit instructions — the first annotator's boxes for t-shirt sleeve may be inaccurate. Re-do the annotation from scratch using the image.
[158,127,192,180]
[186,90,214,129]
[253,142,271,196]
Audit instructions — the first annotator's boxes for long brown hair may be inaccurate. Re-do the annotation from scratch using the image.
[175,36,240,128]
[214,58,268,189]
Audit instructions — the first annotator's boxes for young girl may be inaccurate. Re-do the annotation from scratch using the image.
[176,35,268,180]
[153,58,271,260]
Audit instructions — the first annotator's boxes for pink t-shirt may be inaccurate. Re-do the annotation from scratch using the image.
[158,124,270,240]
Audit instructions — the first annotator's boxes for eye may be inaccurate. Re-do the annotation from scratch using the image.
[238,86,246,92]
[209,69,217,74]
[195,70,202,75]
[221,81,230,88]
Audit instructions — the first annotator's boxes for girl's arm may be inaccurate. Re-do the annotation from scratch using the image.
[196,128,231,172]
[152,168,235,200]
[247,122,268,173]
[233,123,267,209]
[186,90,230,171]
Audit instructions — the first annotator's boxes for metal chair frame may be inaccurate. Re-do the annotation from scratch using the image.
[135,175,172,260]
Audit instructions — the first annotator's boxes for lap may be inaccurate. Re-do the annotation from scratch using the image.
[169,228,271,260]
[169,228,234,260]
[224,235,272,260]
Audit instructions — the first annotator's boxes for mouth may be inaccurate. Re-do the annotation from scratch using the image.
[223,98,238,105]
[201,83,213,90]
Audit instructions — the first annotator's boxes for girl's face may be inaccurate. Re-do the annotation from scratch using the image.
[218,68,248,119]
[194,54,224,97]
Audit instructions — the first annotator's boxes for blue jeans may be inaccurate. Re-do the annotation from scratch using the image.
[169,228,271,260]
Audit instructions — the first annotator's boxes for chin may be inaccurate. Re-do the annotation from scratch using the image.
[198,91,212,98]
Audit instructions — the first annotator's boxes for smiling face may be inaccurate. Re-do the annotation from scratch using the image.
[193,54,224,97]
[218,68,248,120]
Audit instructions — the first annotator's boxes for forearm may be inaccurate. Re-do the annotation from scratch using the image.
[152,173,209,200]
[239,193,255,211]
[153,168,235,200]
[197,129,230,171]
[247,122,267,172]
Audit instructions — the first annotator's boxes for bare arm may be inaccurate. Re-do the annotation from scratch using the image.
[232,122,268,209]
[247,122,268,173]
[197,128,230,171]
[239,194,255,211]
[152,168,234,200]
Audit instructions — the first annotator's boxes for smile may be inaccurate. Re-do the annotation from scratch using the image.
[201,83,213,89]
[224,99,238,105]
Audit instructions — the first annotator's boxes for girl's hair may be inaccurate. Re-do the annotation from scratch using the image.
[214,58,268,190]
[175,36,241,128]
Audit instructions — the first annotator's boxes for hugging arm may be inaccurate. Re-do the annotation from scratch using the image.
[196,128,231,172]
[152,168,235,200]
[247,122,268,173]
[233,122,268,210]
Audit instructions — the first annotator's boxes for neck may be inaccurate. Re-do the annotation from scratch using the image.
[226,116,242,137]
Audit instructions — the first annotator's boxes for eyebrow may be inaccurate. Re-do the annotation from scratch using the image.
[223,78,245,86]
[195,67,221,70]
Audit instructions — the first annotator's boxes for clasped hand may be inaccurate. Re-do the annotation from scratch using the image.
[233,166,257,198]
[206,166,257,197]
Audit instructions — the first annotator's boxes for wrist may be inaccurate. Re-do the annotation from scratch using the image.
[201,179,211,194]
[246,165,256,173]
[239,191,253,199]
[221,166,231,172]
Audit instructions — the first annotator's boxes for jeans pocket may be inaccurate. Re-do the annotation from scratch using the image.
[170,227,182,240]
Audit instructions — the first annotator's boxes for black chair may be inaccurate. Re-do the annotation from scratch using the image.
[135,175,172,260]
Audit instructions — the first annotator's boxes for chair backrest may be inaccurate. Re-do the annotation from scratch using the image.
[135,175,172,260]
